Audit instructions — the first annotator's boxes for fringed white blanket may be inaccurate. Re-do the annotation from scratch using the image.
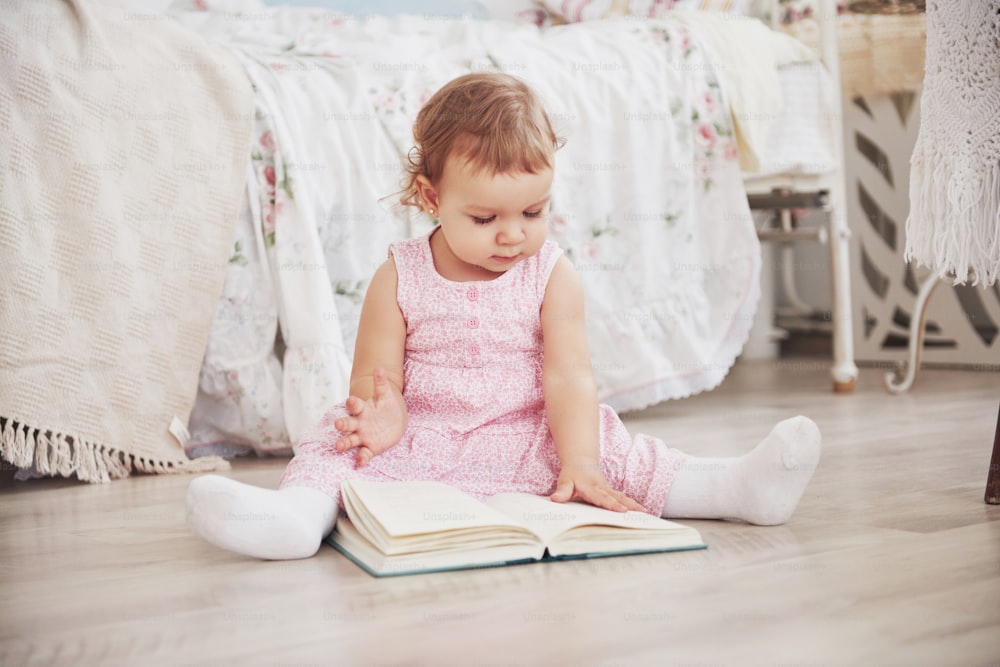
[906,1,1000,286]
[0,0,254,481]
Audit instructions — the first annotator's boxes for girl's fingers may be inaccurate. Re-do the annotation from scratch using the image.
[335,432,361,451]
[616,491,645,512]
[592,487,634,513]
[603,494,628,512]
[345,396,365,416]
[549,479,574,502]
[334,416,358,433]
[627,498,646,512]
[356,446,373,467]
[609,491,643,513]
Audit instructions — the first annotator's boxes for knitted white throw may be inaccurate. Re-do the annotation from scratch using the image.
[906,1,1000,286]
[0,0,253,482]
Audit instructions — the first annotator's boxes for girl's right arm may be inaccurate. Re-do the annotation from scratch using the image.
[332,257,408,466]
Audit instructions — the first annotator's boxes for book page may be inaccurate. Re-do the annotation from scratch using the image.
[331,517,544,577]
[483,493,704,557]
[483,493,674,545]
[342,479,533,539]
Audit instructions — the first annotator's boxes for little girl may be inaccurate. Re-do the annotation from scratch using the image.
[186,73,821,560]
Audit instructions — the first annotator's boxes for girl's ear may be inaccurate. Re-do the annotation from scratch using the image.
[414,174,439,214]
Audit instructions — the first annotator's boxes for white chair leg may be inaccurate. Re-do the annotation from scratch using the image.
[884,267,947,394]
[821,0,859,394]
[829,224,859,392]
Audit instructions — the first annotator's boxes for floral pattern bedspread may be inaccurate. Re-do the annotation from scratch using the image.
[173,6,761,458]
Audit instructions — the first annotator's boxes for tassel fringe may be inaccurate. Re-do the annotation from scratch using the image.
[904,0,1000,288]
[906,148,1000,287]
[0,415,230,484]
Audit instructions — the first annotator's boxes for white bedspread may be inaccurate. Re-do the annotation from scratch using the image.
[174,5,761,457]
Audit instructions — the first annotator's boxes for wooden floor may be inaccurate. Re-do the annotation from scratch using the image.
[2,360,998,666]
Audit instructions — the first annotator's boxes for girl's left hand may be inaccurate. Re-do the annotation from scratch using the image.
[550,467,647,513]
[333,368,407,467]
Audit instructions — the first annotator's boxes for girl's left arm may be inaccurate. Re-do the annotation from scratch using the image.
[541,256,646,513]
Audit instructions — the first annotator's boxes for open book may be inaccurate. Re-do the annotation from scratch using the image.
[327,479,706,577]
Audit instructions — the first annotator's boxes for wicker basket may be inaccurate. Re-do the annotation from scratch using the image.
[784,11,926,98]
[847,0,925,14]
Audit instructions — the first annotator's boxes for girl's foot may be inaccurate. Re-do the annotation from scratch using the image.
[186,475,337,559]
[662,416,822,525]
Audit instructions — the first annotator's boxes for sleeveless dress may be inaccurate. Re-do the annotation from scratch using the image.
[279,229,687,514]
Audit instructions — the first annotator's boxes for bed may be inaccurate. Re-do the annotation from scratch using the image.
[0,0,857,479]
[166,0,858,460]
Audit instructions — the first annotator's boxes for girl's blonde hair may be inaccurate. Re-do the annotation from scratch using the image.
[399,73,563,210]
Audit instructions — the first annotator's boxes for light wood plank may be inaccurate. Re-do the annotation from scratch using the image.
[1,361,998,666]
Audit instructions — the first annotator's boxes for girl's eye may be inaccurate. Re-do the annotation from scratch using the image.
[524,210,543,218]
[471,215,495,225]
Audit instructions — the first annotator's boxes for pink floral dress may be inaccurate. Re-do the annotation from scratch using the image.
[279,230,686,514]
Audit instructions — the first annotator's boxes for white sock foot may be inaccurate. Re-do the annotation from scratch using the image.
[186,475,338,560]
[662,415,821,526]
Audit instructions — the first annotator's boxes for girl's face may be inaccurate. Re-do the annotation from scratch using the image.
[417,154,552,282]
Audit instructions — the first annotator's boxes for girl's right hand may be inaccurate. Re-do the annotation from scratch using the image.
[333,367,407,467]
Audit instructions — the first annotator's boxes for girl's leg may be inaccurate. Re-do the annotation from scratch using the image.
[661,415,821,526]
[186,475,338,560]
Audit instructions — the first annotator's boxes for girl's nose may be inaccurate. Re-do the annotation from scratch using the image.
[496,218,526,244]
